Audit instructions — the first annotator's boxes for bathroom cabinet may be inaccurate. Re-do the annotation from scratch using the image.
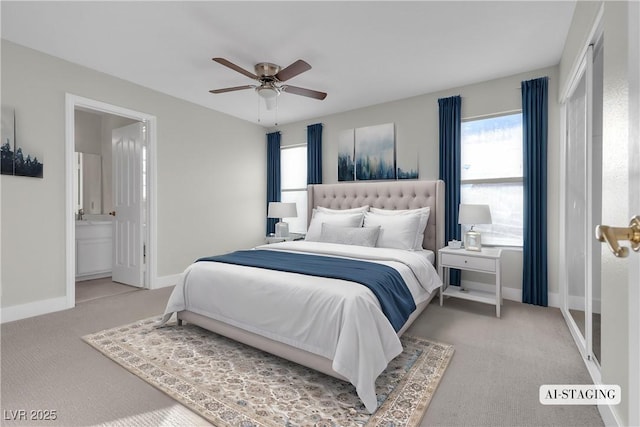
[76,221,113,280]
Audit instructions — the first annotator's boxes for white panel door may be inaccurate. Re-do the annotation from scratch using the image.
[597,6,640,423]
[112,122,144,287]
[627,3,639,424]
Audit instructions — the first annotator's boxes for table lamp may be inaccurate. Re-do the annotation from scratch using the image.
[458,204,492,251]
[268,202,298,237]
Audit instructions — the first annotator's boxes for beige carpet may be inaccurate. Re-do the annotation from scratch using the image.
[1,287,604,426]
[83,317,454,427]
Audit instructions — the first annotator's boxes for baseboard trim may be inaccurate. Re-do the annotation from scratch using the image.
[547,291,561,309]
[153,274,181,289]
[599,402,623,427]
[565,293,602,314]
[1,296,70,324]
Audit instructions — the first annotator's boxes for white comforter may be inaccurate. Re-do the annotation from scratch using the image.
[161,241,442,413]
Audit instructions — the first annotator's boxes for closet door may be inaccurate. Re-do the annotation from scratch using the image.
[564,47,590,358]
[562,39,604,374]
[590,40,604,366]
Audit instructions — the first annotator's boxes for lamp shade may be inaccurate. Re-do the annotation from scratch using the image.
[458,204,492,225]
[267,202,297,219]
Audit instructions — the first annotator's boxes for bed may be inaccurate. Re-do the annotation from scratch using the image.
[161,180,445,413]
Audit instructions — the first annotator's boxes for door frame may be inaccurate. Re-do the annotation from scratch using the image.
[64,94,158,307]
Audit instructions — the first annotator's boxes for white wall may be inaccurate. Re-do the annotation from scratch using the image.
[74,110,102,154]
[274,66,561,300]
[1,40,266,314]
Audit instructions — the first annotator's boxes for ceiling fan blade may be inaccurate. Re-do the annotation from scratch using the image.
[282,85,327,100]
[275,60,312,82]
[209,85,254,94]
[212,58,258,80]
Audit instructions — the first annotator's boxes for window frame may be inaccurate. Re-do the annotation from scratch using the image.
[280,143,308,233]
[460,110,524,248]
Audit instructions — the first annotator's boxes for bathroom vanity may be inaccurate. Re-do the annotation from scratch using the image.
[76,219,113,280]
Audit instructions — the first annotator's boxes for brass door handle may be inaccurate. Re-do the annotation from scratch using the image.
[595,216,640,257]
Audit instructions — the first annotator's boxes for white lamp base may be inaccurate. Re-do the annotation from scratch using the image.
[464,230,482,251]
[274,221,289,238]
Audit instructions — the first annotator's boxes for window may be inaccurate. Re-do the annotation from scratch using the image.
[460,113,523,246]
[281,144,308,233]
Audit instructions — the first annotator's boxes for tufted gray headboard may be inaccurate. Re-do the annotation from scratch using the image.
[307,180,445,255]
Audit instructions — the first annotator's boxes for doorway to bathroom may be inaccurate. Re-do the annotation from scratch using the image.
[65,94,157,307]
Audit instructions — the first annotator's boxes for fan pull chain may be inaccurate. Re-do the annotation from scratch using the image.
[257,95,261,124]
[274,96,279,126]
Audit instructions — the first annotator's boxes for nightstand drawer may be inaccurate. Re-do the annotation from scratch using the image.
[441,253,496,272]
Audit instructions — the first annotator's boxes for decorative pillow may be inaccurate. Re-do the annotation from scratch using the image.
[363,211,421,250]
[370,207,430,250]
[318,223,381,247]
[316,205,370,214]
[305,211,365,241]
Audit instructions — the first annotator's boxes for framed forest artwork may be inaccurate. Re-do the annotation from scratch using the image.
[355,123,395,180]
[338,129,355,181]
[1,106,43,178]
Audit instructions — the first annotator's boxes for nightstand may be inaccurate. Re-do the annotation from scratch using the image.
[265,236,286,244]
[265,233,305,244]
[438,246,503,317]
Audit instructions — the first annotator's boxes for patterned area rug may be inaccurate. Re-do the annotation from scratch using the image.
[83,317,454,427]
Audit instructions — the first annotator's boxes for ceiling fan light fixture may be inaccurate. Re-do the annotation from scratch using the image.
[256,85,280,110]
[256,86,279,99]
[210,57,327,109]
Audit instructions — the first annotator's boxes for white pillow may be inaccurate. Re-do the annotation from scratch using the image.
[316,205,370,214]
[318,223,380,247]
[363,211,421,250]
[305,211,365,241]
[370,207,430,250]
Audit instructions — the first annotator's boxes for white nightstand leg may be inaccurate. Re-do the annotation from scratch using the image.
[496,262,501,318]
[439,265,444,306]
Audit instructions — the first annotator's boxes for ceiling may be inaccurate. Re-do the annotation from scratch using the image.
[1,1,576,127]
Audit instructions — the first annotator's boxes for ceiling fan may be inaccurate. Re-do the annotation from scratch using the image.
[209,58,327,110]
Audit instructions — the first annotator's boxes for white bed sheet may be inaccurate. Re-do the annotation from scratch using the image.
[161,241,442,413]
